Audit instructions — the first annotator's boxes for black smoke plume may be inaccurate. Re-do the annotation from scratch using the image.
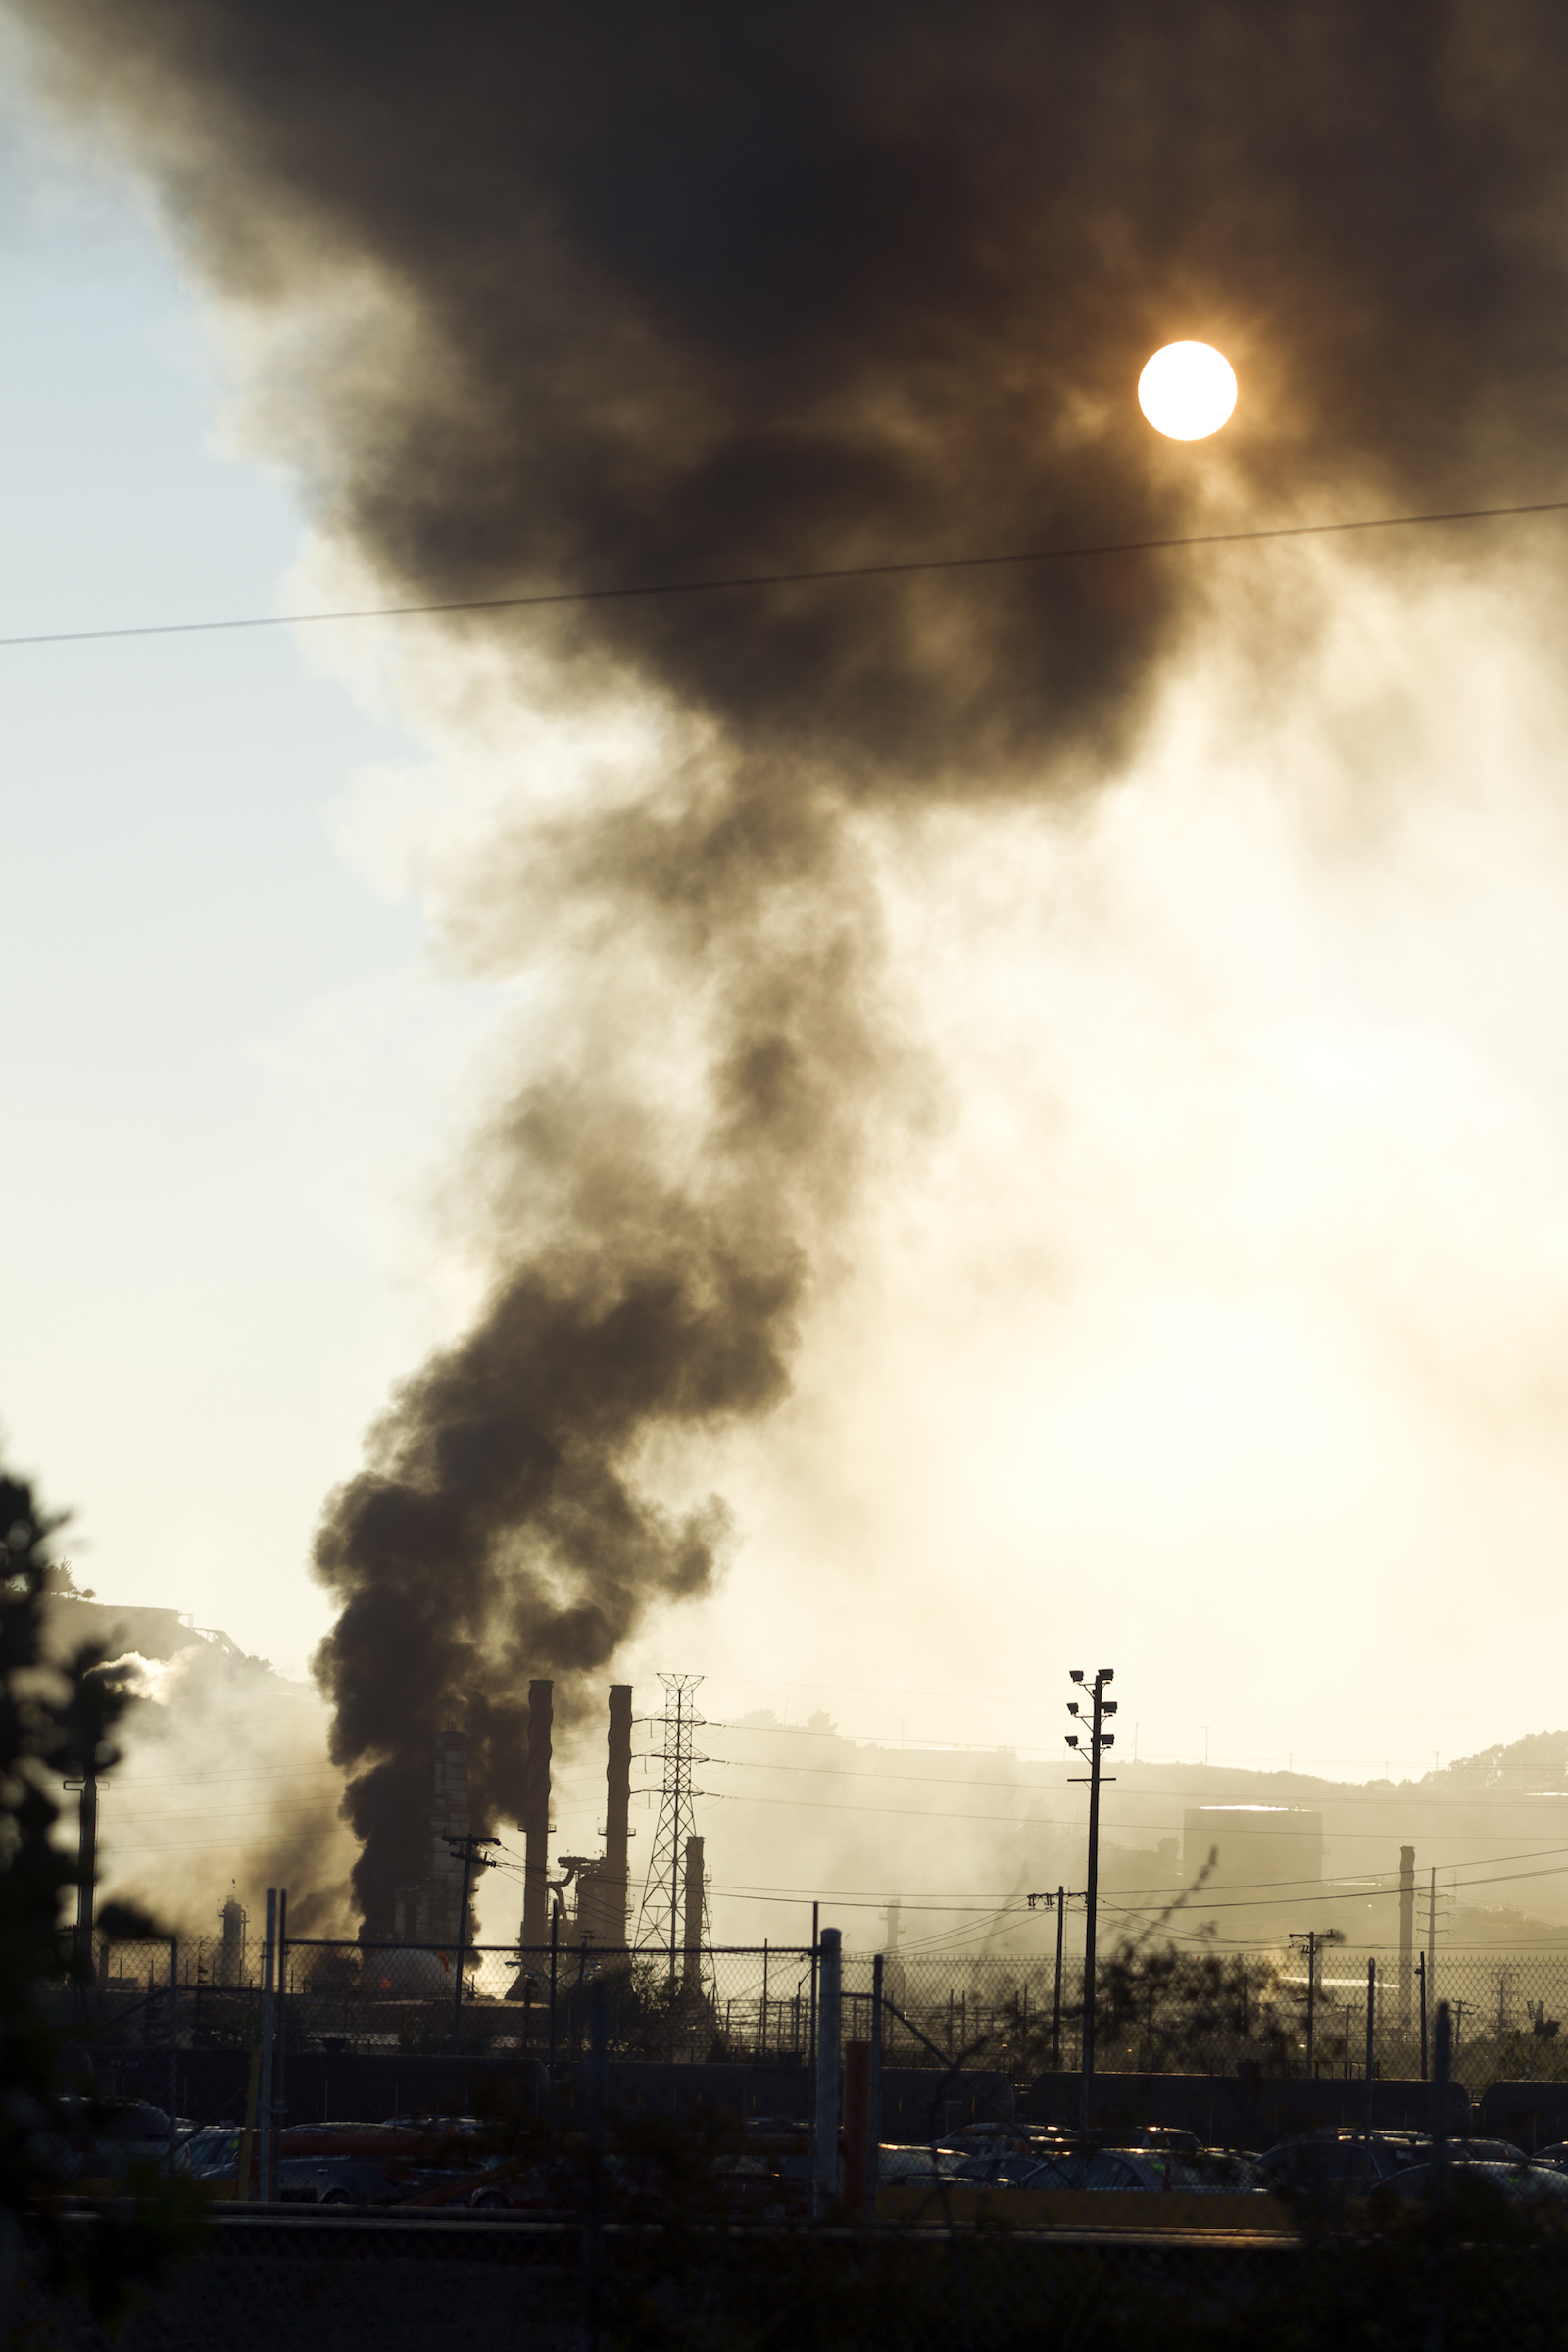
[16,0,1568,1922]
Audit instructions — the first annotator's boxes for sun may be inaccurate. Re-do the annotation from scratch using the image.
[1138,342,1238,441]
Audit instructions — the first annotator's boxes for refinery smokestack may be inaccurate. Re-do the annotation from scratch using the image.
[682,1834,705,1992]
[522,1679,553,1948]
[605,1685,632,1951]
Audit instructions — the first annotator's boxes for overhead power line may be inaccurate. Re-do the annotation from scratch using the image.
[3,495,1566,653]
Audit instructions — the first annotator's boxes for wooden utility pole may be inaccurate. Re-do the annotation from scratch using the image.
[1289,1927,1342,2076]
[443,1830,498,2054]
[1026,1886,1086,2070]
[1065,1669,1117,2132]
[1399,1846,1415,2030]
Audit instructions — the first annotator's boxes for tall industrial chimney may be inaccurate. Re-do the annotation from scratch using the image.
[682,1834,705,1992]
[521,1679,553,1949]
[1398,1844,1415,2030]
[430,1726,471,1945]
[605,1684,632,1951]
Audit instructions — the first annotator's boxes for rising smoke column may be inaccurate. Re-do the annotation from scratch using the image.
[13,0,1568,1922]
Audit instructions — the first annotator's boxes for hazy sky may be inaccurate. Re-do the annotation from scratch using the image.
[8,20,1568,1877]
[0,83,472,1670]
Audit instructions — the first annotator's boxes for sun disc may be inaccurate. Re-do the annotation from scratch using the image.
[1138,341,1237,441]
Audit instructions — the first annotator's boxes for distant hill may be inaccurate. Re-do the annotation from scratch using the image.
[1426,1729,1568,1793]
[41,1576,355,1939]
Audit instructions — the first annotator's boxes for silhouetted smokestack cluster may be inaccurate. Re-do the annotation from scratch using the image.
[20,0,1568,1917]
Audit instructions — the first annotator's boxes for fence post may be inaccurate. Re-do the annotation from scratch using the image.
[167,1938,178,2177]
[1418,1951,1428,2082]
[257,1890,276,2204]
[808,1904,819,2145]
[587,1976,608,2352]
[842,2040,871,2218]
[1430,1998,1450,2186]
[548,1904,561,2081]
[1426,1999,1451,2352]
[1364,1957,1376,2158]
[275,1890,287,2139]
[868,1951,883,2221]
[236,2046,261,2202]
[812,1928,841,2219]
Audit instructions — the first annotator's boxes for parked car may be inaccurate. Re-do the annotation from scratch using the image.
[932,2122,1032,2157]
[878,2145,966,2184]
[277,2155,413,2207]
[1384,2158,1568,2206]
[998,2149,1266,2195]
[48,2098,189,2185]
[180,2121,444,2202]
[953,2151,1081,2190]
[1259,2132,1425,2192]
[1096,2126,1206,2158]
[178,2128,242,2183]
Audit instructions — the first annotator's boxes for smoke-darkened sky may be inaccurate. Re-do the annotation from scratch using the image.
[18,2,1568,775]
[9,0,1568,1925]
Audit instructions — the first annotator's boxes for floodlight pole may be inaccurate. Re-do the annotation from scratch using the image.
[1065,1668,1116,2134]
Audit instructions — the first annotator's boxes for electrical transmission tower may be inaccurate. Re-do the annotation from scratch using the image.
[634,1674,712,1989]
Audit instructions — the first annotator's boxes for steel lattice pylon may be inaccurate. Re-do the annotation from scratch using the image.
[634,1674,712,1988]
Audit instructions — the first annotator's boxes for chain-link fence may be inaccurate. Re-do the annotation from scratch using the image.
[54,1933,1568,2098]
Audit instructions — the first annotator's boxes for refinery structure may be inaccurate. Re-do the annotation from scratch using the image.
[42,1580,1568,1983]
[384,1677,707,1975]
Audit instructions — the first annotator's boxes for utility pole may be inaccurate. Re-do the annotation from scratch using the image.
[1289,1928,1341,2077]
[1398,1847,1415,2032]
[1026,1886,1086,2070]
[1290,1930,1320,2075]
[1065,1667,1116,2132]
[442,1830,499,2055]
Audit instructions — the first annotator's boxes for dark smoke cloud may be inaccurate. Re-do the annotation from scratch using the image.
[16,0,1568,1920]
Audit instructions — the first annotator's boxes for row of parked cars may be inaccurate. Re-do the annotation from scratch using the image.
[47,2100,1568,2217]
[923,2119,1568,2208]
[41,2105,490,2207]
